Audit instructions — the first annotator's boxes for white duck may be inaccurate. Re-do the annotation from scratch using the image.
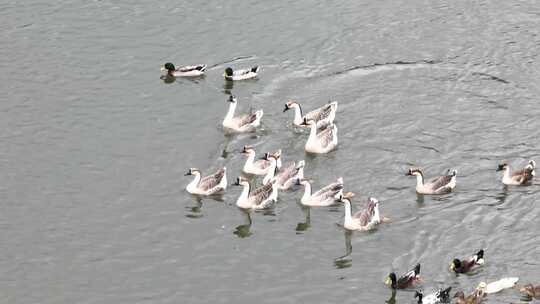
[339,193,382,231]
[476,277,519,294]
[185,167,227,195]
[161,62,206,77]
[263,155,305,190]
[296,177,344,207]
[406,168,457,195]
[283,100,338,127]
[241,146,281,175]
[497,160,535,185]
[414,287,452,304]
[234,176,277,210]
[222,95,263,132]
[224,66,259,81]
[300,118,338,154]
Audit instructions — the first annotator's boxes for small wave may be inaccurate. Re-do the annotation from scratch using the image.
[327,59,442,78]
[208,55,257,69]
[471,72,510,84]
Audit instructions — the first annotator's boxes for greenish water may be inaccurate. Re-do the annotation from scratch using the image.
[2,1,540,303]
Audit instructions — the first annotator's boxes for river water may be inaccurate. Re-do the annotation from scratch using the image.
[2,1,540,303]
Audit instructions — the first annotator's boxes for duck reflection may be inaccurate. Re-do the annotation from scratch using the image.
[185,195,224,219]
[223,79,234,94]
[295,206,311,233]
[333,230,352,269]
[234,209,252,238]
[385,289,396,304]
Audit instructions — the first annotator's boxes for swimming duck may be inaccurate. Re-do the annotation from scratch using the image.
[300,118,338,154]
[339,193,382,231]
[161,62,206,77]
[520,284,540,300]
[406,168,457,195]
[283,100,338,127]
[185,167,227,195]
[263,154,305,190]
[450,249,484,274]
[414,287,452,304]
[234,176,277,210]
[476,277,518,294]
[224,66,259,81]
[296,177,344,207]
[496,160,535,185]
[222,95,263,133]
[453,290,485,304]
[241,146,282,175]
[385,263,422,289]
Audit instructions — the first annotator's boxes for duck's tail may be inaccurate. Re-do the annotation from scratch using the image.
[251,66,260,73]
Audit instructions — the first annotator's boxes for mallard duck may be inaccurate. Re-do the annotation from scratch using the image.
[222,95,263,132]
[496,160,535,185]
[224,66,259,81]
[414,287,452,304]
[300,118,338,154]
[453,290,485,304]
[406,168,457,195]
[339,193,382,231]
[520,284,540,300]
[262,154,304,190]
[241,146,281,175]
[385,263,422,289]
[450,249,484,274]
[296,177,343,207]
[161,62,206,77]
[185,167,227,195]
[283,100,338,127]
[234,176,277,210]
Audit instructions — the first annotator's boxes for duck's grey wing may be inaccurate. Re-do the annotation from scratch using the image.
[179,65,205,72]
[249,182,274,204]
[512,167,534,183]
[427,175,452,191]
[276,163,301,186]
[305,103,333,122]
[237,113,258,127]
[313,182,343,199]
[253,159,271,170]
[198,169,225,191]
[317,125,335,148]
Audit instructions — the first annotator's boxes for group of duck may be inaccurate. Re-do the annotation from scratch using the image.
[163,62,539,303]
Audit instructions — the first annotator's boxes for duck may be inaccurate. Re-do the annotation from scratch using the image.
[241,146,282,175]
[296,177,344,207]
[234,176,277,210]
[185,167,227,195]
[283,100,338,127]
[520,284,540,300]
[406,168,457,195]
[263,154,305,190]
[449,249,484,274]
[224,66,259,81]
[300,118,338,154]
[496,160,535,185]
[414,287,452,304]
[476,277,518,294]
[161,62,206,77]
[339,192,382,231]
[453,289,485,304]
[222,95,263,132]
[385,263,422,289]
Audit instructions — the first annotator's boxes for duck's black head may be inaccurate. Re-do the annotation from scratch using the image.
[497,163,508,171]
[164,62,175,71]
[450,259,461,272]
[385,272,397,289]
[224,67,233,77]
[476,249,484,259]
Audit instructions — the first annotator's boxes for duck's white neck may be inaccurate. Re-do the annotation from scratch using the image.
[306,123,318,145]
[223,102,237,124]
[236,182,251,208]
[291,104,303,125]
[372,204,380,224]
[263,158,277,185]
[501,167,512,181]
[187,172,202,189]
[414,173,424,188]
[244,151,256,166]
[343,200,353,225]
[300,181,312,201]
